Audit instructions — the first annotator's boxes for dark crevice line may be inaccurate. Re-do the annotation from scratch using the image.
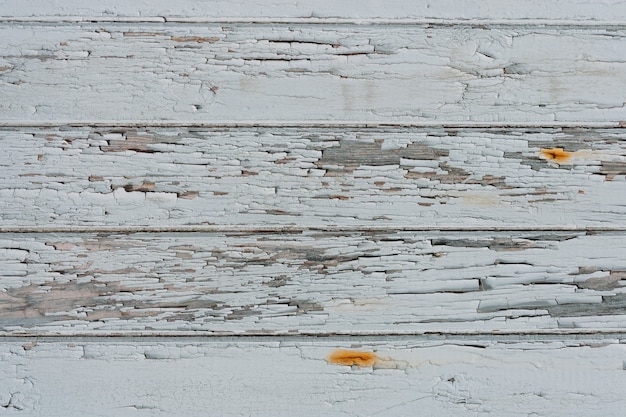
[2,226,626,234]
[2,17,626,27]
[0,121,623,129]
[1,330,626,343]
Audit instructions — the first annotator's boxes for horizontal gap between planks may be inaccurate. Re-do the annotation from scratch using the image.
[2,16,626,27]
[1,330,626,343]
[2,226,626,234]
[0,121,624,129]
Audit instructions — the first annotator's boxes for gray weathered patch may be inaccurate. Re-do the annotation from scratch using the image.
[317,140,447,172]
[549,293,626,317]
[430,238,536,251]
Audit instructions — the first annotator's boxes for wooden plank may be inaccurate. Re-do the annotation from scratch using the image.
[2,127,625,229]
[2,231,626,335]
[1,3,623,414]
[1,0,626,22]
[1,24,626,123]
[1,339,625,415]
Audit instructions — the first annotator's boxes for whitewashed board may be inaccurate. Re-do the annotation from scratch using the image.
[1,231,626,335]
[1,0,626,414]
[1,339,626,416]
[2,0,626,22]
[1,127,625,229]
[1,24,626,123]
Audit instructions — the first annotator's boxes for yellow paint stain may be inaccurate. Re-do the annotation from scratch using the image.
[327,350,378,367]
[540,148,573,163]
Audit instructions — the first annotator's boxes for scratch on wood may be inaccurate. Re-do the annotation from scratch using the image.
[170,36,220,43]
[122,32,165,37]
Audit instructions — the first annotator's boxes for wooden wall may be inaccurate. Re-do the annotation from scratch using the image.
[1,1,626,415]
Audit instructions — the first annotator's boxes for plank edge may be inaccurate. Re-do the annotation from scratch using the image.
[3,16,626,26]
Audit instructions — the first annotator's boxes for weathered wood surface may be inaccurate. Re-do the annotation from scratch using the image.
[2,24,626,123]
[1,0,626,22]
[2,0,626,413]
[1,231,625,334]
[1,339,625,416]
[2,127,625,229]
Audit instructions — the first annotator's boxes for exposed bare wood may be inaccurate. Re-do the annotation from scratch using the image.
[1,127,624,229]
[1,231,625,335]
[1,1,625,411]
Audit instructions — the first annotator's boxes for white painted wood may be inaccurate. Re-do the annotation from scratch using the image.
[1,231,625,335]
[2,127,625,229]
[2,24,626,123]
[1,339,625,416]
[1,0,625,22]
[1,1,625,410]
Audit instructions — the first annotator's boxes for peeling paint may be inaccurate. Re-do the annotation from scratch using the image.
[3,127,626,228]
[1,231,624,333]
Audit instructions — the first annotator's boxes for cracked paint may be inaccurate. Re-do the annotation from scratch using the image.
[2,127,625,229]
[1,3,626,414]
[2,24,626,121]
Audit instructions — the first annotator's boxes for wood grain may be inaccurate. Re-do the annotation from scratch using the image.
[1,24,626,123]
[1,231,625,335]
[1,339,625,416]
[2,127,625,229]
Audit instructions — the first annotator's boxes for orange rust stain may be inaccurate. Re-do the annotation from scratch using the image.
[171,36,220,43]
[327,350,378,367]
[540,148,573,163]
